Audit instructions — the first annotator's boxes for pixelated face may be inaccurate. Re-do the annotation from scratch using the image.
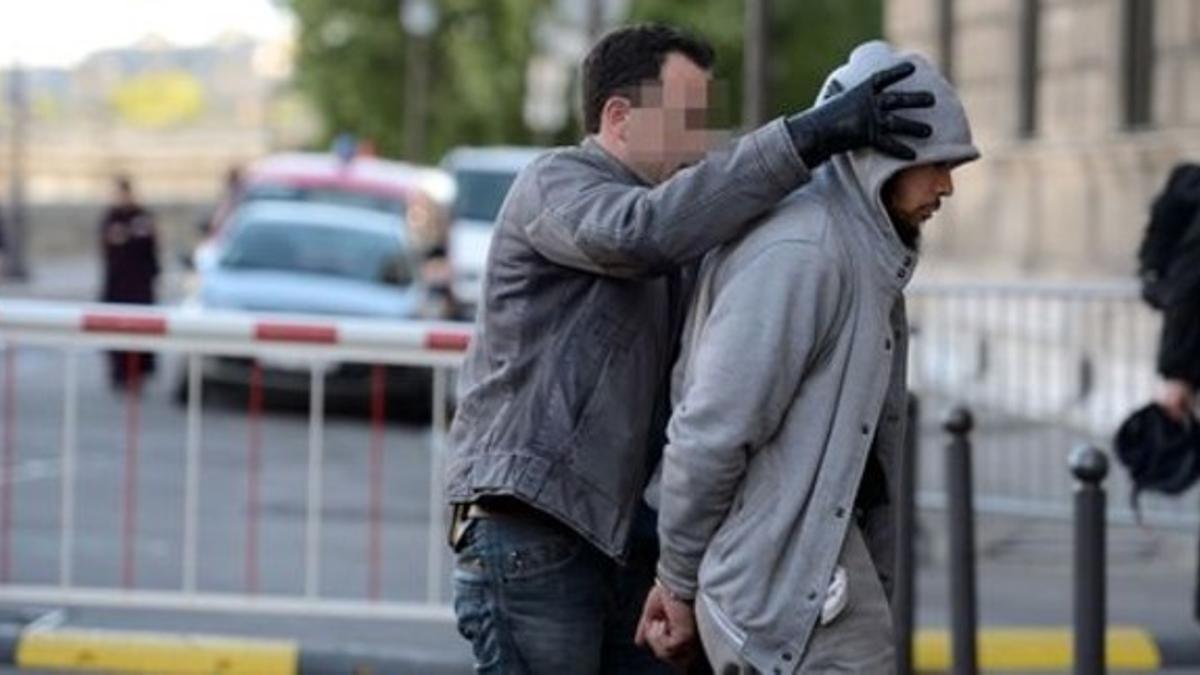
[623,53,714,183]
[883,162,957,249]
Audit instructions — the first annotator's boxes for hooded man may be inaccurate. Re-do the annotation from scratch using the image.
[637,41,980,673]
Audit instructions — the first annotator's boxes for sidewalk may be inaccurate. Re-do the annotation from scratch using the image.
[0,256,101,302]
[0,255,185,303]
[912,511,1200,671]
[917,511,1197,634]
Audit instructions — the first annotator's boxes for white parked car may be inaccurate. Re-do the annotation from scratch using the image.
[440,146,543,316]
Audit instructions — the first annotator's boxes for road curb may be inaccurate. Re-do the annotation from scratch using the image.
[0,626,471,674]
[0,624,1193,673]
[913,626,1196,672]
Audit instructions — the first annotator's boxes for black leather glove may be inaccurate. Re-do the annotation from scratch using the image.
[786,61,935,169]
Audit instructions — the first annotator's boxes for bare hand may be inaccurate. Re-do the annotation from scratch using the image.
[634,583,698,671]
[1158,378,1196,423]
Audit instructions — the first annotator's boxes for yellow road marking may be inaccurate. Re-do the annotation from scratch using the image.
[914,627,1160,672]
[17,629,299,674]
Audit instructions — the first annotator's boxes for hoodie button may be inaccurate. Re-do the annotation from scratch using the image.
[885,338,893,351]
[835,507,846,518]
[897,269,906,279]
[903,255,914,267]
[861,423,871,435]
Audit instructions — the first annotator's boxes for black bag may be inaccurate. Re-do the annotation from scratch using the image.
[1113,404,1200,520]
[1139,164,1200,309]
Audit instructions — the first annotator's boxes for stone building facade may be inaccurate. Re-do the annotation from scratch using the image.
[886,0,1200,278]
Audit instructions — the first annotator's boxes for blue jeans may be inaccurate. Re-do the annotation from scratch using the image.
[452,512,675,675]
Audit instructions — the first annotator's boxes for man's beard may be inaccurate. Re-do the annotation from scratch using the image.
[890,214,922,251]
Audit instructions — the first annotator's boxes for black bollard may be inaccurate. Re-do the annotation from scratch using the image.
[894,393,920,675]
[1070,445,1108,675]
[944,406,978,675]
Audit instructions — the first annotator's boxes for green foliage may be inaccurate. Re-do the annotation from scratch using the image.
[285,0,881,160]
[289,0,411,157]
[629,0,883,126]
[770,1,884,113]
[287,0,548,162]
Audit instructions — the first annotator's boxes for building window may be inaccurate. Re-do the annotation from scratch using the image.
[1017,0,1040,137]
[938,0,955,83]
[1121,0,1155,129]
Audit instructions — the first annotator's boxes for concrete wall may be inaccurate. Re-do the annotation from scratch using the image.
[886,0,1200,278]
[1,124,272,261]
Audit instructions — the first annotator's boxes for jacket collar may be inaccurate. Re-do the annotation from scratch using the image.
[582,136,652,187]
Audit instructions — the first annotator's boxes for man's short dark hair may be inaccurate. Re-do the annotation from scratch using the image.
[581,24,715,134]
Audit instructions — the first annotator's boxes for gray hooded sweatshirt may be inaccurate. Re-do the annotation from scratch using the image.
[653,42,980,673]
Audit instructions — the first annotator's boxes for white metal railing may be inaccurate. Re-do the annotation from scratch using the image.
[908,279,1198,528]
[0,299,470,620]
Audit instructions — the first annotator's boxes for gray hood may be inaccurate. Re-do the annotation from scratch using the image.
[812,40,980,281]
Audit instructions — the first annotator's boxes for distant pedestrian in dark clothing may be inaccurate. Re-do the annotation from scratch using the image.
[1156,246,1200,626]
[99,176,160,389]
[1137,164,1200,624]
[1158,298,1200,422]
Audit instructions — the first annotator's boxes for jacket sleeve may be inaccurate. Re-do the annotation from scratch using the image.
[523,119,810,279]
[655,241,844,600]
[1158,297,1200,388]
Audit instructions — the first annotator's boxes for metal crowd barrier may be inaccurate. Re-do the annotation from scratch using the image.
[907,279,1194,528]
[0,298,470,620]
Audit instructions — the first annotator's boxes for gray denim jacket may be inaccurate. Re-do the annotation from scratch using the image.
[444,119,810,560]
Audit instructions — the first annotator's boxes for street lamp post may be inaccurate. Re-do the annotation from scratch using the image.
[5,62,28,280]
[743,0,770,129]
[587,0,605,41]
[401,0,438,162]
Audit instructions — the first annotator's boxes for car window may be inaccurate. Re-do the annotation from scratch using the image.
[244,184,407,216]
[220,220,413,285]
[452,169,518,224]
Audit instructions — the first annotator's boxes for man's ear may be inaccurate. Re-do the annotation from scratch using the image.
[601,96,632,142]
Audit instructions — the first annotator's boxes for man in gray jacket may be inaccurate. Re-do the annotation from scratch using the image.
[639,42,980,673]
[446,25,937,674]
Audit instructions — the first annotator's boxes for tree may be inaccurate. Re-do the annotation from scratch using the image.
[284,0,882,160]
[629,0,883,128]
[286,0,549,163]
